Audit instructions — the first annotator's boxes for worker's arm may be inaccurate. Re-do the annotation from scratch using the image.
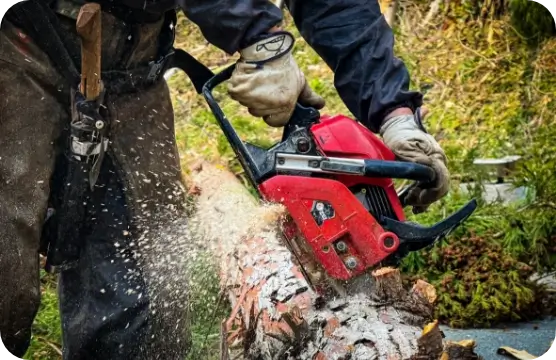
[177,0,422,132]
[285,0,449,212]
[176,0,283,55]
[285,0,423,133]
[177,0,325,127]
[177,0,448,210]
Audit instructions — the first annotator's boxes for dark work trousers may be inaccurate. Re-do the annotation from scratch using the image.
[0,10,190,360]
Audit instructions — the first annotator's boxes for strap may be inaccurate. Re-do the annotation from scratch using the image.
[97,48,212,95]
[102,12,213,95]
[155,11,215,93]
[169,49,215,94]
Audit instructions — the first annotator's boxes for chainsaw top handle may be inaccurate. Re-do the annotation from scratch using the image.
[202,64,436,187]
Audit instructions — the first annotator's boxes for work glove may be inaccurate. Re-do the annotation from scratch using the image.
[379,112,450,213]
[228,31,325,127]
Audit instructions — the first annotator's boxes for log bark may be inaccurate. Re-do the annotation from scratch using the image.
[190,162,481,360]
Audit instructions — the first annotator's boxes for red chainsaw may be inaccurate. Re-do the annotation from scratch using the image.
[202,65,477,295]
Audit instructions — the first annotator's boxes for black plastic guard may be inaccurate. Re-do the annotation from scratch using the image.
[381,199,478,252]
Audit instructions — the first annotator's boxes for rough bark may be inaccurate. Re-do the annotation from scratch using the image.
[190,162,481,360]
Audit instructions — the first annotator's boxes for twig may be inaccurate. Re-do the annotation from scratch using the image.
[35,336,63,356]
[423,0,444,26]
[456,33,497,68]
[534,271,556,281]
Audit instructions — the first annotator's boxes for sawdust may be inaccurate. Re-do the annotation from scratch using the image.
[188,162,288,288]
[90,158,293,358]
[116,207,193,357]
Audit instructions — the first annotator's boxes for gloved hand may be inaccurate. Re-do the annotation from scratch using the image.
[228,31,325,127]
[379,111,450,213]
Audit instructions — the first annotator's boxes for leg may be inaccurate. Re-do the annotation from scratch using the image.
[59,70,190,360]
[52,11,190,358]
[0,23,67,357]
[58,155,151,360]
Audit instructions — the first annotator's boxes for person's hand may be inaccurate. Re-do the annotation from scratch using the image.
[379,109,450,213]
[227,31,325,127]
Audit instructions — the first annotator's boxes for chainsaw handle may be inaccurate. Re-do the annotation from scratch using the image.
[363,160,436,183]
[203,65,436,186]
[203,64,263,185]
[203,63,235,93]
[202,64,316,139]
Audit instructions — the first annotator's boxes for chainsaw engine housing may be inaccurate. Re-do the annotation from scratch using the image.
[259,114,407,281]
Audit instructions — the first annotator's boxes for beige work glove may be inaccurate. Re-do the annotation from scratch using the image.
[380,113,450,213]
[228,31,325,127]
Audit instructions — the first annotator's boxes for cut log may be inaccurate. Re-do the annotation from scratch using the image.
[190,162,482,360]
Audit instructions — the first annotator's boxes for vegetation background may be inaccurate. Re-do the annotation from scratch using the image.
[23,0,556,359]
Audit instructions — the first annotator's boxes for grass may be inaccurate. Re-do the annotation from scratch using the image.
[24,271,62,359]
[23,3,556,359]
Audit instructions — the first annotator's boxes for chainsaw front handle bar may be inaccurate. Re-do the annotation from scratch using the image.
[202,64,436,185]
[364,160,435,182]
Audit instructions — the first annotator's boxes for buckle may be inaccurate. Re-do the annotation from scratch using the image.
[147,50,175,83]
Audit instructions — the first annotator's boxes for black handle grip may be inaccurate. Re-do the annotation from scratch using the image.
[363,160,436,182]
[202,64,235,94]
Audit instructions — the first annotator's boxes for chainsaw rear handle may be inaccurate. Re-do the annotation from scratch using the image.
[202,64,436,184]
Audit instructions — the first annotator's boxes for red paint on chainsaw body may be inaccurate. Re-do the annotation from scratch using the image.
[258,114,406,280]
[312,115,406,222]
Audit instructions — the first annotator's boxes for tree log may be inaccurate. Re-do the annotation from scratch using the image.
[190,162,481,360]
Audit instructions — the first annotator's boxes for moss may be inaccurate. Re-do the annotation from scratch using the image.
[403,226,539,328]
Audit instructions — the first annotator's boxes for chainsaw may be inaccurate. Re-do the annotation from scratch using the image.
[202,65,477,295]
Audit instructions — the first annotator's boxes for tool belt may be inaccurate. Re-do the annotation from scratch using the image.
[5,0,214,272]
[5,0,213,94]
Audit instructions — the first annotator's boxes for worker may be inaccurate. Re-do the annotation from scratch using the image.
[0,0,450,359]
